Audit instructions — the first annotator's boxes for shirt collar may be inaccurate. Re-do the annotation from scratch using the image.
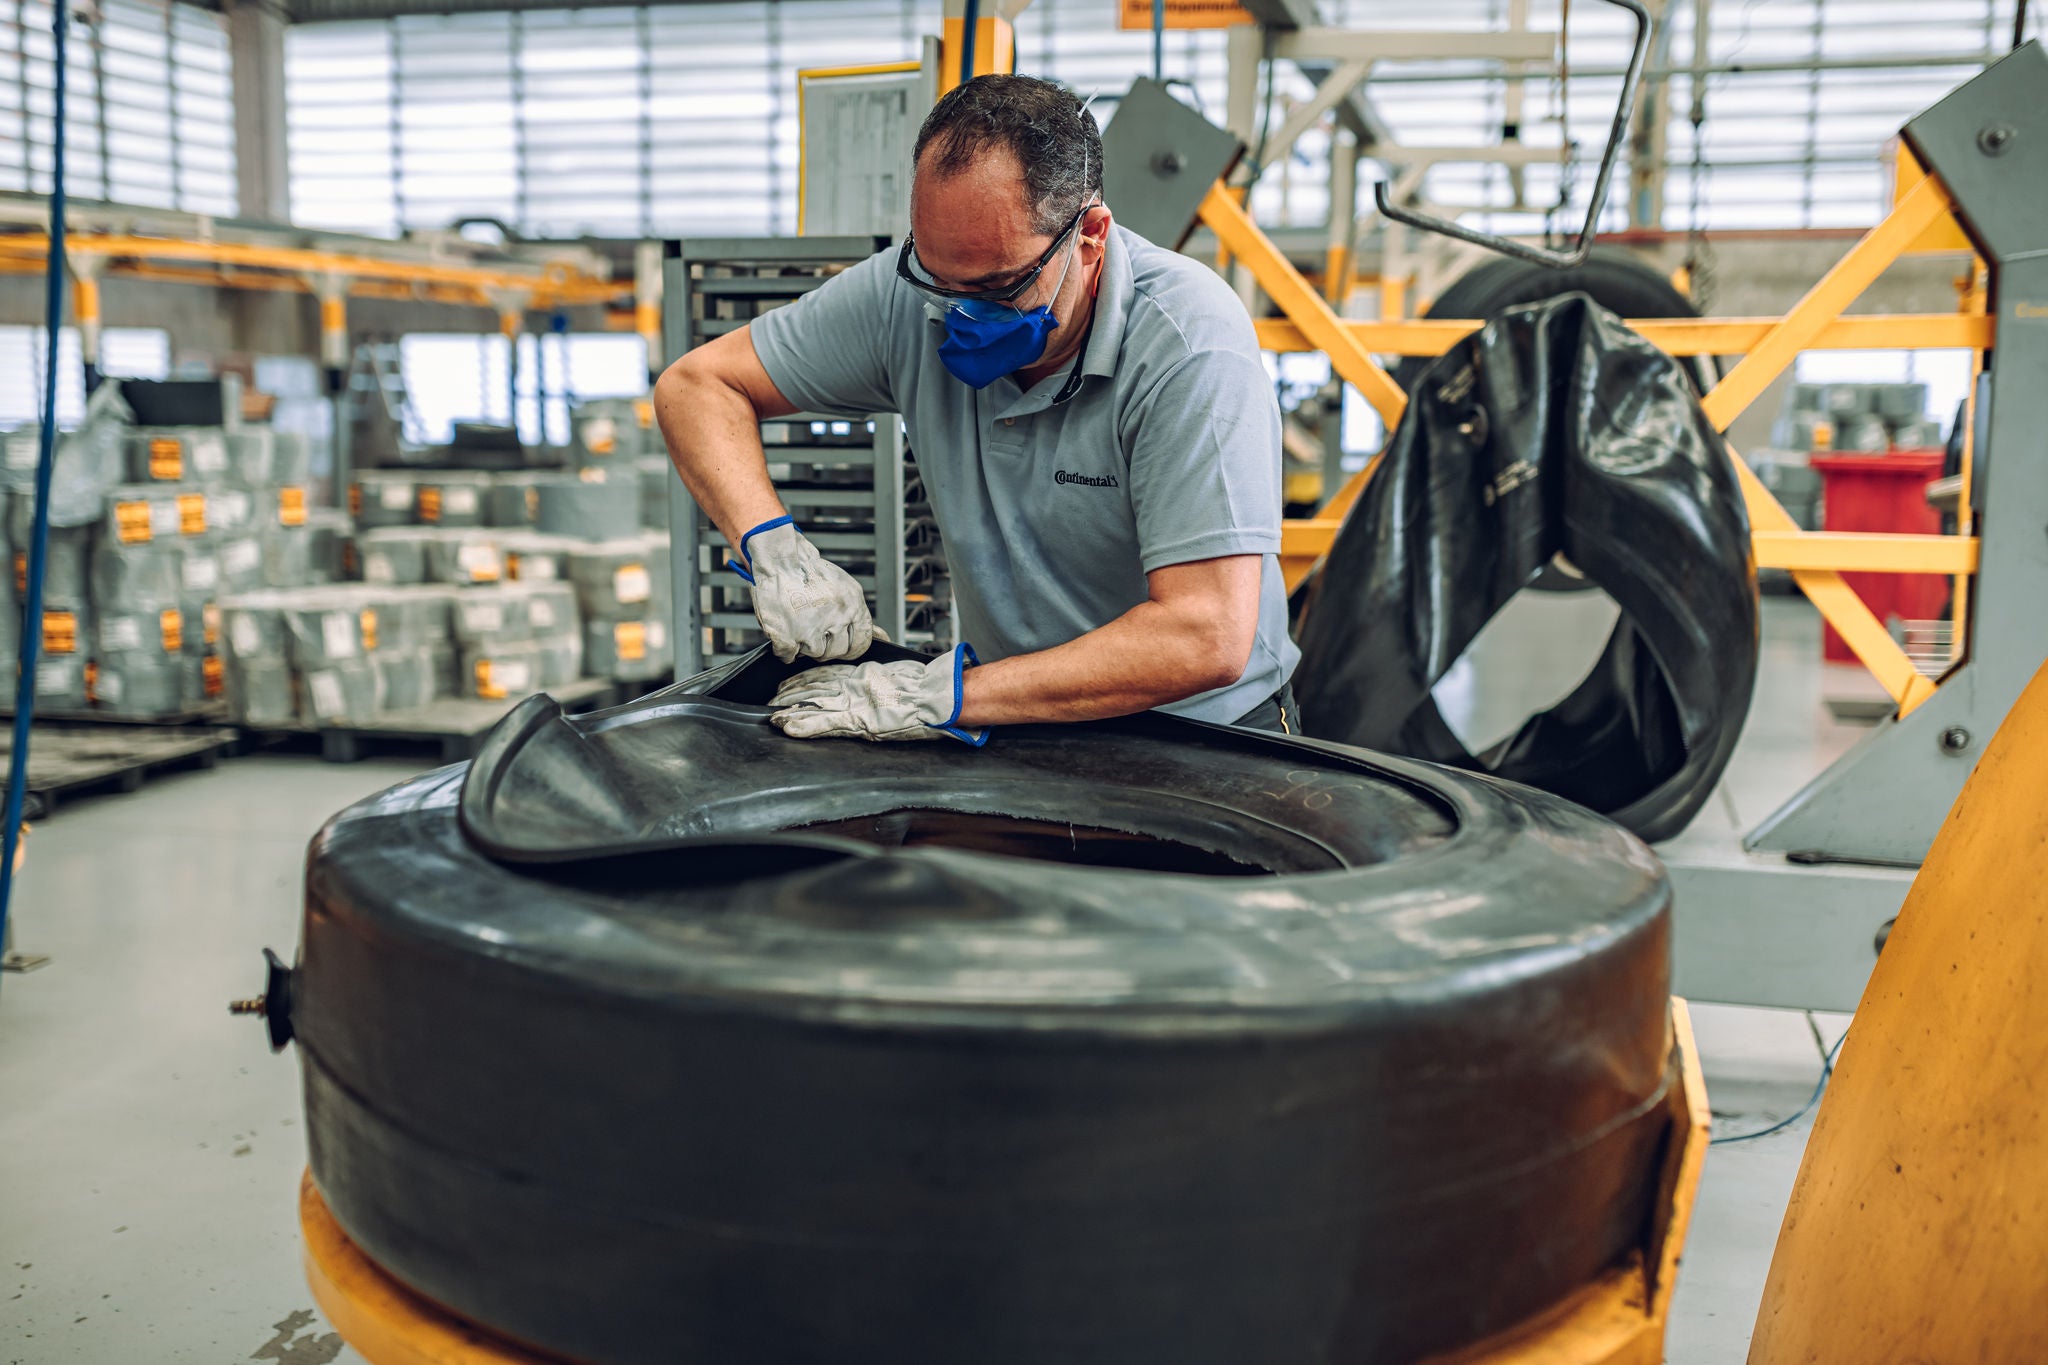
[1078,222,1132,381]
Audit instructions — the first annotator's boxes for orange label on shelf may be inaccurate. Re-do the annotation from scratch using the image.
[160,608,183,653]
[341,540,358,576]
[177,493,206,536]
[84,660,99,703]
[115,501,152,545]
[278,486,307,527]
[348,483,363,518]
[418,486,443,522]
[634,397,654,429]
[505,553,522,580]
[43,611,77,654]
[474,659,505,701]
[148,436,183,480]
[203,602,220,646]
[202,654,224,697]
[359,608,378,652]
[615,620,647,662]
[12,552,22,595]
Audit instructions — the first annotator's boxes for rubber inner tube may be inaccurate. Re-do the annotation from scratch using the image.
[292,642,1677,1365]
[1293,293,1759,844]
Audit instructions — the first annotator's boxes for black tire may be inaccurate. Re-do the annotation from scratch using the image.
[1396,247,1718,397]
[290,644,1676,1365]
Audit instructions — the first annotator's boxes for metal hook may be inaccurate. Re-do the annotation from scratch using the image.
[1372,0,1654,270]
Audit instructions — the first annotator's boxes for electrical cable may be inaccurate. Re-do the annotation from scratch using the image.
[2017,0,2031,51]
[1240,28,1279,192]
[0,0,68,985]
[1152,0,1165,82]
[959,0,978,88]
[1710,1015,1849,1145]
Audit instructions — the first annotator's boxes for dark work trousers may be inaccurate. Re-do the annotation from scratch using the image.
[1229,682,1303,735]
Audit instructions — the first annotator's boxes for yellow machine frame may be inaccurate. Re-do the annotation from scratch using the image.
[1210,162,1986,718]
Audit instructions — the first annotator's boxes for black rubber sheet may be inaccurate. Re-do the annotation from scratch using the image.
[1294,293,1759,843]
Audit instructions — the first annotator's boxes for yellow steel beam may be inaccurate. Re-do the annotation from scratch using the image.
[1732,455,1937,711]
[1890,140,1976,256]
[1283,523,1978,576]
[1751,532,1979,574]
[1699,175,1955,431]
[0,254,542,310]
[1254,312,1993,357]
[0,233,617,304]
[937,12,1015,96]
[1196,181,1409,430]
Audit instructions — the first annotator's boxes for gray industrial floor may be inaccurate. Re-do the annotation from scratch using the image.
[0,596,1881,1364]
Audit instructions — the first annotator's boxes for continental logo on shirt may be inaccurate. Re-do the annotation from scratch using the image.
[1054,470,1120,489]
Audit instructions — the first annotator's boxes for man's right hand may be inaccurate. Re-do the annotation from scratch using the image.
[738,517,881,663]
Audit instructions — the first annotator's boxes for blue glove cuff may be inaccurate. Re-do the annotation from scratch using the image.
[725,514,797,584]
[930,643,988,747]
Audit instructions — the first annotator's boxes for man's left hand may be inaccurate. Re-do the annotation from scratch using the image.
[769,645,986,745]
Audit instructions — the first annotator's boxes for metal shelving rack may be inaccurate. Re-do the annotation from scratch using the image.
[660,236,953,677]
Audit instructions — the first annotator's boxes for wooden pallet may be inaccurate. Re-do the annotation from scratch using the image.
[0,723,237,819]
[242,676,620,764]
[0,700,232,727]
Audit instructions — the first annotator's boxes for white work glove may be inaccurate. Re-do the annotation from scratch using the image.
[769,644,988,745]
[734,516,882,664]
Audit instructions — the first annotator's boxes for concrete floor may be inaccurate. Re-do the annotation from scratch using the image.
[0,596,1880,1364]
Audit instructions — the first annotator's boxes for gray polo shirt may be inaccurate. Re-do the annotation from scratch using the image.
[750,223,1298,725]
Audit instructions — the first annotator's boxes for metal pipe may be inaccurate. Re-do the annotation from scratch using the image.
[1374,0,1655,269]
[2,0,66,989]
[1360,51,2003,84]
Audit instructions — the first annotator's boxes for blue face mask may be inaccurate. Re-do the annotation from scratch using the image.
[932,227,1084,390]
[936,299,1061,389]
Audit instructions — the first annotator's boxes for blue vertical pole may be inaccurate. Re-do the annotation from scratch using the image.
[1,1,68,970]
[1153,0,1165,82]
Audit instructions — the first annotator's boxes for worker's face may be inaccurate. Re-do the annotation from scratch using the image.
[907,147,1110,334]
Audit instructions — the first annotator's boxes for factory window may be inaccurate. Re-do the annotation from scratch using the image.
[400,331,648,448]
[0,325,170,430]
[286,0,923,240]
[0,0,238,215]
[281,0,2036,245]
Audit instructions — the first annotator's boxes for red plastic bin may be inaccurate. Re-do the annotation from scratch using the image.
[1809,449,1948,663]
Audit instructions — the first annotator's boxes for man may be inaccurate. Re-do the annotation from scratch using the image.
[655,74,1299,744]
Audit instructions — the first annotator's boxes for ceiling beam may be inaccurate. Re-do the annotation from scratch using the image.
[1235,0,1394,153]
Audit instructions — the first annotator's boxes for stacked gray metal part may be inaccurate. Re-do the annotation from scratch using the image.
[660,236,953,675]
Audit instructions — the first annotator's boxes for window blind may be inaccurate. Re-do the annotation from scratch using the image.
[0,0,236,214]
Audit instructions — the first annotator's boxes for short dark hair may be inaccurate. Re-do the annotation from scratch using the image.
[912,74,1102,237]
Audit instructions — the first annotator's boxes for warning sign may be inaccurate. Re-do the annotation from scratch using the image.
[1118,0,1253,28]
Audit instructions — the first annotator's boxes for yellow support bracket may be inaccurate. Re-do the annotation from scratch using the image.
[1254,313,1993,357]
[1751,532,1978,575]
[1732,454,1938,713]
[1699,175,1956,432]
[1196,181,1408,431]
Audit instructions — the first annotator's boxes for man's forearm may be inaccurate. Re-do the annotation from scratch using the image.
[652,359,787,550]
[957,601,1252,727]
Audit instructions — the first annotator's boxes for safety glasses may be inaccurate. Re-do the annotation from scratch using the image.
[896,201,1090,309]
